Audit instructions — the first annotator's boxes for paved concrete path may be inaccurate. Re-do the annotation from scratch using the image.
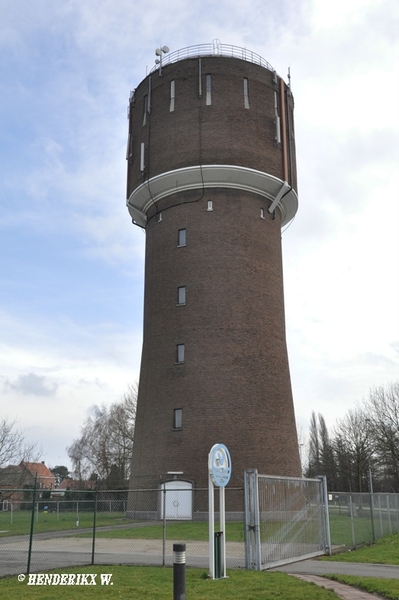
[272,558,399,579]
[0,535,246,577]
[292,573,385,600]
[271,558,399,600]
[2,529,399,599]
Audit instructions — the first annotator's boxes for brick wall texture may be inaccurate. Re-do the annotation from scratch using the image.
[127,55,301,491]
[127,56,297,195]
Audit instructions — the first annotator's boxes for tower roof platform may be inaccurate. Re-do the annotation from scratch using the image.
[149,41,277,75]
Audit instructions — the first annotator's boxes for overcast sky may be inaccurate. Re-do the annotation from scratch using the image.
[1,0,398,472]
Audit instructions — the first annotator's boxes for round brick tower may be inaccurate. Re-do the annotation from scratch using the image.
[126,43,301,496]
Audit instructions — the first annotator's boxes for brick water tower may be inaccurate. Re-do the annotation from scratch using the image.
[126,41,301,496]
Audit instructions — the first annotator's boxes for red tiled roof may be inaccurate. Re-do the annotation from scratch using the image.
[20,462,55,480]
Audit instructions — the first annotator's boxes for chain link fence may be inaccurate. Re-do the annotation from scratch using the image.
[2,485,399,576]
[0,487,245,577]
[328,491,399,550]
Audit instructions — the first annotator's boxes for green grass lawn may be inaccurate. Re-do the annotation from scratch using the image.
[328,507,395,548]
[0,566,342,600]
[1,507,394,552]
[324,532,399,564]
[0,511,245,541]
[327,575,399,600]
[2,522,399,599]
[0,511,129,536]
[3,508,399,599]
[82,520,245,542]
[322,532,399,599]
[328,512,375,547]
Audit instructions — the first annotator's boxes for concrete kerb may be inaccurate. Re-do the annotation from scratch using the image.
[271,558,399,600]
[271,558,399,579]
[291,574,385,600]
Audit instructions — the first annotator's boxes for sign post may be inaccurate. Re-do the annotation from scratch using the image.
[208,443,232,579]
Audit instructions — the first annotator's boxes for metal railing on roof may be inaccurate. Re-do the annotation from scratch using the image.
[149,41,276,74]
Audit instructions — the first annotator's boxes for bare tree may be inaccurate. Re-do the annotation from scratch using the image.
[304,382,399,492]
[306,411,321,477]
[306,412,337,486]
[364,382,399,490]
[0,418,42,495]
[67,385,137,487]
[296,422,309,476]
[0,417,41,468]
[107,384,137,483]
[318,414,336,481]
[332,408,375,492]
[66,437,90,481]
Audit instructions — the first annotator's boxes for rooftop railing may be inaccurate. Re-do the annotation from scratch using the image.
[150,41,276,74]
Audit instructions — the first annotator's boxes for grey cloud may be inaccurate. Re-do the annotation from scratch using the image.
[5,372,58,397]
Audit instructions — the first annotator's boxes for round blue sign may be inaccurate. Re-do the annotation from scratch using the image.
[209,444,232,487]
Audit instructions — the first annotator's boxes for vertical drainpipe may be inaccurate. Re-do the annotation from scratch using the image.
[279,78,289,183]
[148,76,152,114]
[126,107,131,200]
[198,58,202,98]
[286,91,293,187]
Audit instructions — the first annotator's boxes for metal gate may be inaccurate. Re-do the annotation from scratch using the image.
[244,470,331,569]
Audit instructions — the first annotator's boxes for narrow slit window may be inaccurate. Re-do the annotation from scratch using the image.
[143,95,148,126]
[260,208,265,219]
[177,286,186,305]
[140,143,145,172]
[157,212,162,223]
[206,74,212,106]
[170,80,175,112]
[176,344,185,364]
[207,200,213,211]
[178,228,186,247]
[274,91,281,144]
[174,408,183,429]
[129,133,133,158]
[243,78,249,109]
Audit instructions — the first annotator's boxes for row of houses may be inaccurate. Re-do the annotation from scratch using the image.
[0,461,56,491]
[0,462,95,503]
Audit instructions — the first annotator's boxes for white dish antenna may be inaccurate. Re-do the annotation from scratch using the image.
[154,46,170,75]
[155,46,169,56]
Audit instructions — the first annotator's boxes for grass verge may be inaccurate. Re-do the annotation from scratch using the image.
[0,566,342,600]
[79,521,245,541]
[328,512,375,546]
[326,575,399,600]
[323,532,399,564]
[0,511,129,537]
[322,533,399,599]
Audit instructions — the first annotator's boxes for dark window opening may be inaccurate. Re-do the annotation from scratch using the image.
[143,95,148,126]
[177,286,186,305]
[174,408,183,429]
[176,344,185,363]
[178,229,186,246]
[206,74,211,105]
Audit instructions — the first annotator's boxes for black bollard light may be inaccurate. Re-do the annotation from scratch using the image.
[173,543,186,600]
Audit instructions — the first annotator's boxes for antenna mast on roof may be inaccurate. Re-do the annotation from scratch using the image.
[155,45,170,76]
